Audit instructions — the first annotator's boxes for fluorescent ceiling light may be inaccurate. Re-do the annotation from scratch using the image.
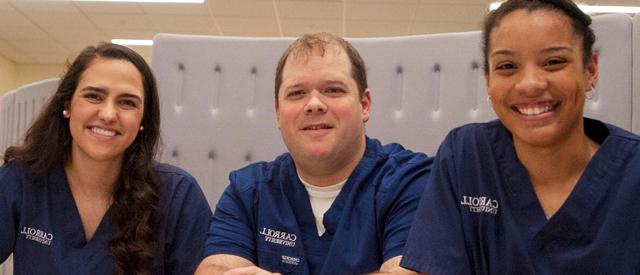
[489,2,640,14]
[112,39,153,46]
[71,0,203,3]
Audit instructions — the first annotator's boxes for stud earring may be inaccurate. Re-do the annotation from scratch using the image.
[62,110,69,117]
[139,125,144,131]
[586,84,595,100]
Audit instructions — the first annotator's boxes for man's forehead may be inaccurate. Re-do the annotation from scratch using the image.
[288,43,344,64]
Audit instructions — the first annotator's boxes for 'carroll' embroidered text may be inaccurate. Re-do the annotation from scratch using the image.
[20,226,54,246]
[460,196,499,215]
[260,227,297,247]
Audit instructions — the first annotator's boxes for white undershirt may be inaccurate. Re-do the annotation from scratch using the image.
[299,175,347,236]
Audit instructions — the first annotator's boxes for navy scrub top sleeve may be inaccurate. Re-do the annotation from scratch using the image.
[401,132,472,275]
[203,170,257,263]
[0,163,21,262]
[380,152,432,262]
[161,168,213,274]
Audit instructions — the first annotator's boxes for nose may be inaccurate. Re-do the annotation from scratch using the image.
[304,91,327,114]
[98,102,118,123]
[514,65,547,96]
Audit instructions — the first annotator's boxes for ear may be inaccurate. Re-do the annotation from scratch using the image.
[275,99,281,130]
[361,89,371,123]
[585,53,599,88]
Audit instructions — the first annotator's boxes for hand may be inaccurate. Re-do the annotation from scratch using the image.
[223,266,281,275]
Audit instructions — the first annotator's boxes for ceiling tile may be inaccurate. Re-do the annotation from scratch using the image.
[30,53,72,65]
[346,2,418,21]
[209,0,275,17]
[415,3,488,23]
[280,18,342,36]
[11,1,80,14]
[27,12,96,30]
[0,24,49,41]
[345,20,412,37]
[74,2,144,14]
[105,30,159,40]
[7,39,67,54]
[216,16,280,36]
[48,27,109,44]
[88,13,156,31]
[0,9,37,27]
[277,1,342,19]
[141,2,208,15]
[148,14,217,34]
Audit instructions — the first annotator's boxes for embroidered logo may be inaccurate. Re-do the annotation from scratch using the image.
[281,255,300,266]
[259,227,297,247]
[460,196,499,215]
[20,226,54,246]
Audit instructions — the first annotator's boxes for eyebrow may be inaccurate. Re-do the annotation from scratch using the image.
[80,86,143,102]
[490,46,574,58]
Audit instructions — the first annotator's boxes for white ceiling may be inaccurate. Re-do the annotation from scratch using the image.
[0,0,637,64]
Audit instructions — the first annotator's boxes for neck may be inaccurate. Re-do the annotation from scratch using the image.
[514,126,599,187]
[295,138,366,187]
[65,154,122,199]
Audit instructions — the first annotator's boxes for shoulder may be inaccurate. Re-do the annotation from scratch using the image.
[154,162,209,206]
[366,137,431,167]
[154,162,199,189]
[227,153,293,192]
[0,160,31,191]
[445,120,502,145]
[597,120,640,144]
[364,138,432,196]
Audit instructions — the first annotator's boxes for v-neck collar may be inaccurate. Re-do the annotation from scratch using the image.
[51,166,111,248]
[491,120,634,248]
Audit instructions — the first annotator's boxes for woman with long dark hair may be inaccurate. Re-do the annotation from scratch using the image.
[0,43,212,274]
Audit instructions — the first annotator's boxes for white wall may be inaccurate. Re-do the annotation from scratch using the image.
[0,55,16,96]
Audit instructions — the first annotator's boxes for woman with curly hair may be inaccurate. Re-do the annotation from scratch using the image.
[0,43,212,274]
[402,0,640,274]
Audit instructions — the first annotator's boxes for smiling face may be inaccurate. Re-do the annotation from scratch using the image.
[486,8,598,148]
[276,44,371,169]
[66,57,145,166]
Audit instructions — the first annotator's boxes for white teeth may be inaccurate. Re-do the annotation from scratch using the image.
[306,125,330,130]
[91,127,116,137]
[517,105,552,116]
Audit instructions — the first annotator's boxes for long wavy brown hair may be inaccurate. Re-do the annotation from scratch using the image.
[4,43,161,274]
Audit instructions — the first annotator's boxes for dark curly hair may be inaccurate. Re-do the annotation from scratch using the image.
[4,43,161,274]
[482,0,596,74]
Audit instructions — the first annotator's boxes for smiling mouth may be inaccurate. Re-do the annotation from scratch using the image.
[513,102,557,116]
[302,124,332,130]
[91,127,117,137]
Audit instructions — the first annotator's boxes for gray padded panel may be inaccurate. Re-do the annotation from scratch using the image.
[634,13,640,134]
[152,35,292,206]
[153,14,633,207]
[0,78,58,157]
[587,14,633,131]
[0,91,15,157]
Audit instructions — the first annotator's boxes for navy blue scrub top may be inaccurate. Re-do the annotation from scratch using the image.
[0,162,212,274]
[205,137,432,274]
[401,118,640,275]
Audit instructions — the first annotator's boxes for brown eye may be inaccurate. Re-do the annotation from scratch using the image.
[495,62,516,70]
[84,93,102,102]
[120,99,139,109]
[287,90,305,99]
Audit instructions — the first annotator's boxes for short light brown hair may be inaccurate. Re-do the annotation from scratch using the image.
[274,32,368,103]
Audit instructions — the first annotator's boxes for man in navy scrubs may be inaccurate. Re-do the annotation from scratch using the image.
[196,32,431,275]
